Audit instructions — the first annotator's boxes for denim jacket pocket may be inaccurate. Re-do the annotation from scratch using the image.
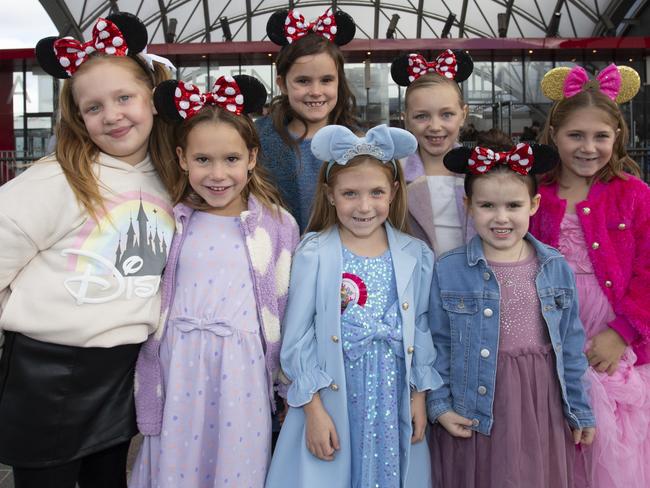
[441,295,479,408]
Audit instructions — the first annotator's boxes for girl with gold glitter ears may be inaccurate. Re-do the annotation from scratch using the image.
[531,63,650,488]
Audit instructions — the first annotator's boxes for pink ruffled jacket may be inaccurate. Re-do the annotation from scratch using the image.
[530,176,650,364]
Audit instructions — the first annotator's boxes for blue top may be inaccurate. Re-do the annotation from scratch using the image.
[427,233,596,435]
[256,116,323,232]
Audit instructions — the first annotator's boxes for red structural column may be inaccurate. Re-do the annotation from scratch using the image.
[0,70,14,151]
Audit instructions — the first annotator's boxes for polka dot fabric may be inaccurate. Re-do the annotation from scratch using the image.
[174,76,244,120]
[407,50,457,83]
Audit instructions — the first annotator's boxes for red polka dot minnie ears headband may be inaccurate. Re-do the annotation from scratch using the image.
[154,75,267,122]
[311,125,418,181]
[444,143,559,176]
[391,49,474,86]
[541,63,640,104]
[266,8,356,47]
[35,13,175,78]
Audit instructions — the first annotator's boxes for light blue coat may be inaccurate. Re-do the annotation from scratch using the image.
[265,224,443,488]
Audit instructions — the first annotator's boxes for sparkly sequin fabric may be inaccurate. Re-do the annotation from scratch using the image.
[340,246,404,488]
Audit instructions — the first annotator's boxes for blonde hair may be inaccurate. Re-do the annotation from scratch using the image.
[404,72,465,110]
[538,88,640,183]
[172,107,285,216]
[306,156,409,233]
[55,55,176,222]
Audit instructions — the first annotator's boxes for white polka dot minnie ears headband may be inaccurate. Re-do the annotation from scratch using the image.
[154,75,267,122]
[35,13,175,78]
[391,49,474,86]
[266,8,356,47]
[311,125,418,180]
[444,144,559,176]
[541,63,640,104]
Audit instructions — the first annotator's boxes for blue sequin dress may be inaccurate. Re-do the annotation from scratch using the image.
[340,246,405,488]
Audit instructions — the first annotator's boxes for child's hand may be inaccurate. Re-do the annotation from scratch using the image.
[304,393,340,461]
[586,328,626,375]
[437,411,474,438]
[410,390,427,444]
[572,427,596,446]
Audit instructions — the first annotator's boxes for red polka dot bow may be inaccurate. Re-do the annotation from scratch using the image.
[174,76,244,119]
[283,9,337,44]
[468,143,534,175]
[53,18,128,76]
[407,50,457,83]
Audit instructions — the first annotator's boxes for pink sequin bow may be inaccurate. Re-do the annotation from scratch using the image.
[283,9,337,44]
[468,143,534,175]
[53,18,128,76]
[407,50,457,83]
[563,64,622,101]
[174,76,244,119]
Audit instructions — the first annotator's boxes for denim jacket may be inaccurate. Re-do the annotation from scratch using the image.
[428,233,595,436]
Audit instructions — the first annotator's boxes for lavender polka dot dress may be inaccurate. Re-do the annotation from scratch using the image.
[340,246,404,488]
[130,212,271,488]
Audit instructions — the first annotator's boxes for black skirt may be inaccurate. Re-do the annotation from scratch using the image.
[0,332,140,467]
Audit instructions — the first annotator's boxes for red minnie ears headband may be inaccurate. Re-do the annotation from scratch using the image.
[35,12,148,78]
[266,8,356,47]
[154,75,267,122]
[444,144,559,176]
[391,49,474,86]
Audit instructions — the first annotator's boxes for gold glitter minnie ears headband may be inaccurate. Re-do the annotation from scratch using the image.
[541,64,640,104]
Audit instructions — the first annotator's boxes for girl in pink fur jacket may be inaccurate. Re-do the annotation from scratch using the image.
[530,64,650,488]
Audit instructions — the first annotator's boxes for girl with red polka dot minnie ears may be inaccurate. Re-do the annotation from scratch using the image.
[0,12,177,488]
[256,7,359,232]
[129,73,300,488]
[390,49,476,258]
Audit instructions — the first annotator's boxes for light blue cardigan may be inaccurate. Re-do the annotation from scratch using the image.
[265,223,442,488]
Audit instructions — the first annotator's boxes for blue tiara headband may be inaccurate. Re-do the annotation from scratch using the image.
[311,124,417,180]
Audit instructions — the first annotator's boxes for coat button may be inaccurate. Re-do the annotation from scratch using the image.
[483,308,493,318]
[591,242,600,250]
[472,418,480,426]
[407,346,415,354]
[582,207,591,215]
[618,223,626,230]
[331,335,339,343]
[330,383,339,391]
[483,272,491,281]
[605,280,612,287]
[402,302,409,311]
[478,386,487,395]
[480,348,490,358]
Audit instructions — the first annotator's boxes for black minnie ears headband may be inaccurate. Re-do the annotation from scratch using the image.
[391,49,474,86]
[154,75,267,122]
[443,144,559,176]
[35,12,149,79]
[266,8,356,47]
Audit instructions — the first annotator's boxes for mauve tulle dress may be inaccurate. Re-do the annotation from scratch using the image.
[431,251,575,488]
[559,213,650,488]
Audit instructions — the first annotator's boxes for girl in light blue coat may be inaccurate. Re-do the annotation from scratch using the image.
[266,125,443,488]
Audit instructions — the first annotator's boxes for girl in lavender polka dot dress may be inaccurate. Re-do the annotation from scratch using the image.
[129,75,299,488]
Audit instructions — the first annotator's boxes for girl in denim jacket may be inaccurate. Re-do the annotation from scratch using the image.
[533,65,650,488]
[428,130,595,488]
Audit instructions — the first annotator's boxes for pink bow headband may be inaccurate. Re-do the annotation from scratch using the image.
[541,63,640,104]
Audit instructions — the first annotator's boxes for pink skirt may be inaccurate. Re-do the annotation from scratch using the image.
[430,345,574,488]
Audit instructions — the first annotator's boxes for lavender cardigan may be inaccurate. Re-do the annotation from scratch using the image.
[530,176,650,364]
[134,196,299,435]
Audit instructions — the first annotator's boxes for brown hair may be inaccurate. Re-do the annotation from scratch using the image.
[306,156,408,233]
[173,107,285,215]
[404,72,465,111]
[270,34,358,150]
[465,129,538,199]
[55,55,176,222]
[538,88,640,183]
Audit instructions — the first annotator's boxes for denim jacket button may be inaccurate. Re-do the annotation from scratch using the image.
[477,386,487,395]
[472,418,480,426]
[331,335,339,343]
[402,302,409,310]
[483,308,493,318]
[480,348,490,358]
[330,383,339,391]
[407,346,415,354]
[483,272,491,281]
